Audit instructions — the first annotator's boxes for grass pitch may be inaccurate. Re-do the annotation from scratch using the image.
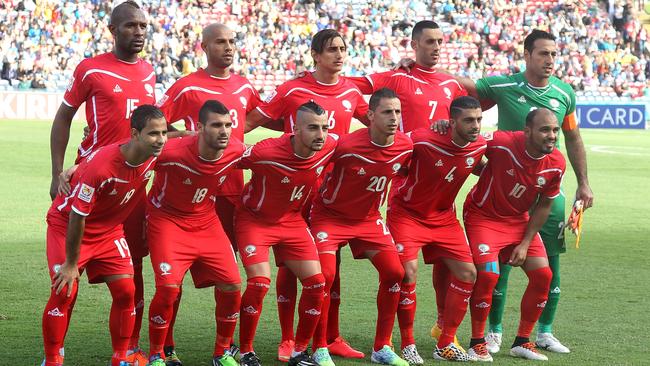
[1,120,649,365]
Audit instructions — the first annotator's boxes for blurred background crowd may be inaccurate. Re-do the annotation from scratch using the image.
[0,0,648,99]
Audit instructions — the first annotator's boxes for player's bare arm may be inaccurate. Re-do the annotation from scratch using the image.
[50,104,78,200]
[53,211,85,297]
[509,196,554,267]
[244,108,271,133]
[57,164,79,196]
[563,127,594,209]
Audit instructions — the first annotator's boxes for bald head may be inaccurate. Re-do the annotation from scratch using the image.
[525,108,557,128]
[202,23,231,42]
[201,23,236,70]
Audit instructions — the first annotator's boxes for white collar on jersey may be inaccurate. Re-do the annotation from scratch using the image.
[525,149,545,160]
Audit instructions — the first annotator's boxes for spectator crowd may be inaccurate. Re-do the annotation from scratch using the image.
[0,0,648,98]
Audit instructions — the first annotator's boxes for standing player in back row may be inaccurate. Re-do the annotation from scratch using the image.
[43,105,167,366]
[246,28,368,361]
[309,88,412,366]
[387,96,486,363]
[458,30,594,355]
[48,2,154,363]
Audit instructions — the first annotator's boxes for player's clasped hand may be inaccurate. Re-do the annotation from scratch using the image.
[431,119,450,134]
[576,184,594,209]
[508,244,528,267]
[52,262,79,297]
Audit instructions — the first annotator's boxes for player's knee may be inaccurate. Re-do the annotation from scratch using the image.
[526,266,553,292]
[108,278,136,306]
[48,282,78,308]
[477,269,500,289]
[380,262,405,285]
[457,266,477,283]
[403,263,418,283]
[217,283,241,292]
[246,276,271,296]
[153,285,181,307]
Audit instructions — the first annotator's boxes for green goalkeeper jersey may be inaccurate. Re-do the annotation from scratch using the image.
[475,72,577,142]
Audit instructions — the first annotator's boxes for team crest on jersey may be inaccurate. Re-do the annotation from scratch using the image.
[281,176,290,184]
[183,178,192,185]
[155,94,169,107]
[415,88,423,95]
[244,244,257,257]
[159,262,172,276]
[435,159,443,167]
[443,87,452,99]
[357,167,366,176]
[78,183,95,203]
[316,231,328,243]
[478,244,490,256]
[549,98,560,110]
[518,96,527,103]
[465,157,475,168]
[113,84,123,93]
[240,96,248,107]
[219,176,227,185]
[536,176,546,187]
[395,243,404,253]
[316,166,325,176]
[144,83,154,97]
[341,100,352,112]
[392,163,401,173]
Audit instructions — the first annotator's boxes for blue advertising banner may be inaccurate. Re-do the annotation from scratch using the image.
[576,104,646,129]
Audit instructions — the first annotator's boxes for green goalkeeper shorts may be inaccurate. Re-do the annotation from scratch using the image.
[539,188,567,256]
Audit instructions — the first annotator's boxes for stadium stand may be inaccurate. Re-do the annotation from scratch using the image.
[0,0,648,99]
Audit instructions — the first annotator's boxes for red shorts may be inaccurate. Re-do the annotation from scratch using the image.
[147,213,240,288]
[463,208,547,264]
[215,195,239,250]
[309,213,396,259]
[46,216,133,284]
[235,209,319,267]
[387,207,473,264]
[123,193,147,259]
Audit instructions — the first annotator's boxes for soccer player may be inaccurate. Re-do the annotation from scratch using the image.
[309,88,412,366]
[48,2,155,360]
[236,101,334,366]
[347,20,469,355]
[155,24,260,363]
[43,105,167,366]
[145,100,245,366]
[246,28,368,361]
[387,96,486,363]
[458,30,594,354]
[465,108,565,361]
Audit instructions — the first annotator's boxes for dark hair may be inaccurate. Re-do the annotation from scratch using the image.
[369,88,398,111]
[297,100,326,116]
[525,107,554,127]
[450,96,482,119]
[110,0,141,26]
[524,29,556,53]
[311,28,346,54]
[412,20,439,40]
[131,104,164,131]
[199,100,230,123]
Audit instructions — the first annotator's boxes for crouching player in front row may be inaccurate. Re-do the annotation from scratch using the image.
[465,108,566,362]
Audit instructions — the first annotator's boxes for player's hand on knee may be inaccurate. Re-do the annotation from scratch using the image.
[430,119,450,134]
[53,262,79,297]
[394,57,415,72]
[576,184,594,210]
[508,244,528,267]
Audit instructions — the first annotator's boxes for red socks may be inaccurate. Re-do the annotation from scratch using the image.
[371,251,405,351]
[214,288,241,357]
[438,277,473,347]
[239,277,270,353]
[433,263,450,328]
[164,287,182,349]
[107,278,136,364]
[295,273,326,352]
[470,271,500,339]
[43,281,78,363]
[148,286,181,357]
[518,267,552,338]
[397,282,416,347]
[276,266,297,342]
[313,254,337,349]
[327,264,341,343]
[129,260,144,350]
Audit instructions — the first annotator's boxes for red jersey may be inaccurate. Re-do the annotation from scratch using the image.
[348,65,467,132]
[312,129,412,220]
[256,72,368,136]
[148,135,246,227]
[392,129,486,220]
[466,131,566,221]
[239,134,337,223]
[47,143,156,237]
[156,69,260,196]
[63,53,156,163]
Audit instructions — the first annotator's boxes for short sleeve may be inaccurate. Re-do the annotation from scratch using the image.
[256,85,286,120]
[475,75,512,102]
[345,76,374,94]
[156,83,185,125]
[63,62,91,108]
[69,161,104,216]
[353,91,369,120]
[246,85,263,113]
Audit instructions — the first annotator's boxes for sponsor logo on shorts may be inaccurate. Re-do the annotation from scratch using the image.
[551,286,561,294]
[388,283,401,293]
[395,243,404,253]
[47,307,65,317]
[305,308,321,316]
[244,245,257,257]
[537,300,547,308]
[341,100,352,112]
[159,262,172,276]
[277,295,290,303]
[399,298,415,305]
[151,315,166,325]
[465,157,475,168]
[316,231,328,243]
[77,183,95,203]
[476,302,490,309]
[478,244,490,256]
[243,305,258,314]
[52,264,62,274]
